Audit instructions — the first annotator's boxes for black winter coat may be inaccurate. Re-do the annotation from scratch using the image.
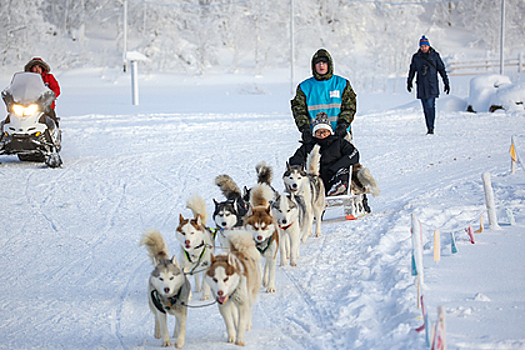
[407,47,449,100]
[288,135,359,188]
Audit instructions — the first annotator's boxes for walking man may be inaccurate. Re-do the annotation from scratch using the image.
[407,36,450,135]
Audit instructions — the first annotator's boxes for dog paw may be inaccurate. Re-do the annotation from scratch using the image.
[280,261,288,267]
[201,294,210,301]
[290,262,297,267]
[266,287,276,293]
[161,339,172,347]
[227,335,236,343]
[235,340,245,346]
[174,341,185,349]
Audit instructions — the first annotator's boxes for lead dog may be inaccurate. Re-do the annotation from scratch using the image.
[176,194,215,300]
[283,144,325,239]
[270,191,308,266]
[140,229,191,348]
[244,182,279,293]
[205,229,262,346]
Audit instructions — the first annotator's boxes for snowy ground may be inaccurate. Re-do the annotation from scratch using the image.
[0,68,524,350]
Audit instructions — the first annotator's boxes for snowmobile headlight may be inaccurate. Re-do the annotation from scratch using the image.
[12,103,38,117]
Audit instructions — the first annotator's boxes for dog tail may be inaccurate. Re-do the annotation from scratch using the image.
[140,228,170,265]
[255,161,273,185]
[357,168,381,197]
[249,183,274,208]
[186,194,209,224]
[306,144,321,176]
[227,229,261,263]
[215,174,242,201]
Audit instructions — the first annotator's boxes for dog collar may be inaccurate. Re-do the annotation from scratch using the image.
[279,222,294,230]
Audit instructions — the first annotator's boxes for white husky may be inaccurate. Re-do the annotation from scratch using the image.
[283,144,325,239]
[271,191,308,266]
[140,229,191,349]
[205,229,262,346]
[176,194,215,300]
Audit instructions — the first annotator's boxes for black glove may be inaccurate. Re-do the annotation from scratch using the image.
[407,81,413,92]
[444,84,450,94]
[300,125,312,143]
[334,122,349,138]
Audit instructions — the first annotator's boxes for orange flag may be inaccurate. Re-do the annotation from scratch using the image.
[510,142,517,162]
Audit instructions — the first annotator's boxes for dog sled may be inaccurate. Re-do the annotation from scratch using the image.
[325,165,371,220]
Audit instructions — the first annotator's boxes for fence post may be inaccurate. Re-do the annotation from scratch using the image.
[482,173,501,230]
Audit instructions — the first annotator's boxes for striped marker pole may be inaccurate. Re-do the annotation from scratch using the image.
[482,173,501,230]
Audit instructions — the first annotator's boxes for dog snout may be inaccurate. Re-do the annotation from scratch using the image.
[185,240,190,245]
[282,219,288,225]
[164,287,170,293]
[257,235,263,241]
[218,290,224,296]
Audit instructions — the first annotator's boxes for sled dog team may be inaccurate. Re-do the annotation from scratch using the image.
[140,145,379,348]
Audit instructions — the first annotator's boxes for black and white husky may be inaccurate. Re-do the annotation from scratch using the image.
[176,194,215,300]
[140,229,191,349]
[271,191,308,266]
[283,145,325,238]
[213,174,249,248]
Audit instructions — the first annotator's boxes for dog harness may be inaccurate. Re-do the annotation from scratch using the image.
[256,235,274,255]
[151,287,184,314]
[184,240,209,275]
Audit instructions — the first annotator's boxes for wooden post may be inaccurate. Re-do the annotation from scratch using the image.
[433,230,441,262]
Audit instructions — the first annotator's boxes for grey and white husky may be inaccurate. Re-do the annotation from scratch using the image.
[140,229,191,348]
[205,229,262,346]
[271,191,308,266]
[176,194,215,300]
[283,144,325,238]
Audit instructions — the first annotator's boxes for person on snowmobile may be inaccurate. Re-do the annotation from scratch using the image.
[24,57,61,127]
[291,48,356,143]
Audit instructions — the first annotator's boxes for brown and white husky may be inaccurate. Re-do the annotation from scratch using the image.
[244,182,280,293]
[205,229,261,346]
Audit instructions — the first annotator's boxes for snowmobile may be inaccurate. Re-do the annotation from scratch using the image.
[0,72,62,167]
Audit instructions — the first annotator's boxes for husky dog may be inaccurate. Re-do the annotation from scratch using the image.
[242,161,276,203]
[213,174,250,248]
[351,163,380,197]
[244,183,279,293]
[205,229,262,346]
[176,194,215,300]
[140,229,191,348]
[270,191,308,266]
[283,144,325,239]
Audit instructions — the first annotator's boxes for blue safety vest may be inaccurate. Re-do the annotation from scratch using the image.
[299,75,349,132]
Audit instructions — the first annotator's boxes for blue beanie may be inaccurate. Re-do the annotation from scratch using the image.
[419,35,430,46]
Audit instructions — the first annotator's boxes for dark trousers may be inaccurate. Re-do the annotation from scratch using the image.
[420,98,436,132]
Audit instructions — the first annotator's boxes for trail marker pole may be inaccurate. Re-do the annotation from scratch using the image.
[482,173,501,230]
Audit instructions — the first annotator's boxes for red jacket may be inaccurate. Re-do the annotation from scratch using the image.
[41,73,60,110]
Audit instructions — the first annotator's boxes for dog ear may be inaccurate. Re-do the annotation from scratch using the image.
[227,252,240,268]
[170,255,180,268]
[286,161,291,170]
[213,198,219,206]
[179,214,185,223]
[265,205,271,214]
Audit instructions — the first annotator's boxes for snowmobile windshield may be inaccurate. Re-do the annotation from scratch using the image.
[3,72,54,106]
